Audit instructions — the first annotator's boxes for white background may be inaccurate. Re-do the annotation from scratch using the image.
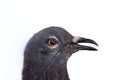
[0,0,120,80]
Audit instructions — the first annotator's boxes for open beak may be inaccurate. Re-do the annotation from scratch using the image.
[72,36,98,51]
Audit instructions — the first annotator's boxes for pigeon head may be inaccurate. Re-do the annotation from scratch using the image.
[23,26,98,80]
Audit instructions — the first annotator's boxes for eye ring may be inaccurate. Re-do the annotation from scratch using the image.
[46,36,59,49]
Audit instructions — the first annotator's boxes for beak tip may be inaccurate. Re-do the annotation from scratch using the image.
[93,48,98,51]
[88,47,98,51]
[94,42,99,47]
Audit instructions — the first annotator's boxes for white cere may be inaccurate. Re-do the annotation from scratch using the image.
[72,36,80,43]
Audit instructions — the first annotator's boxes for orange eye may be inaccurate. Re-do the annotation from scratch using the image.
[47,38,58,46]
[47,38,58,47]
[48,39,51,46]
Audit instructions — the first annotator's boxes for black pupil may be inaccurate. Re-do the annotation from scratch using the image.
[49,38,57,46]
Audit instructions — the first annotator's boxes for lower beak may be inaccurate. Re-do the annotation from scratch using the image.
[72,37,98,51]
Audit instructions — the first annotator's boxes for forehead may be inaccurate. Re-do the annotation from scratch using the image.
[36,27,73,42]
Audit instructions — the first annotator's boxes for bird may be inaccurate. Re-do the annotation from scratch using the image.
[22,26,98,80]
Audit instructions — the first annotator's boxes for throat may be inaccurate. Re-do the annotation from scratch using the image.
[23,58,70,80]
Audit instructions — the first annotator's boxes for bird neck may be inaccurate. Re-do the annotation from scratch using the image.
[22,57,70,80]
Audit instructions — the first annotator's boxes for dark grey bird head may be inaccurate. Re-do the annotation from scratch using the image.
[22,26,98,80]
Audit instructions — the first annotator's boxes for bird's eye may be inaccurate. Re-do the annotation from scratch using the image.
[47,36,59,49]
[47,38,58,46]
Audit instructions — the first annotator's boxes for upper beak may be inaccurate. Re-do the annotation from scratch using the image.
[72,36,98,51]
